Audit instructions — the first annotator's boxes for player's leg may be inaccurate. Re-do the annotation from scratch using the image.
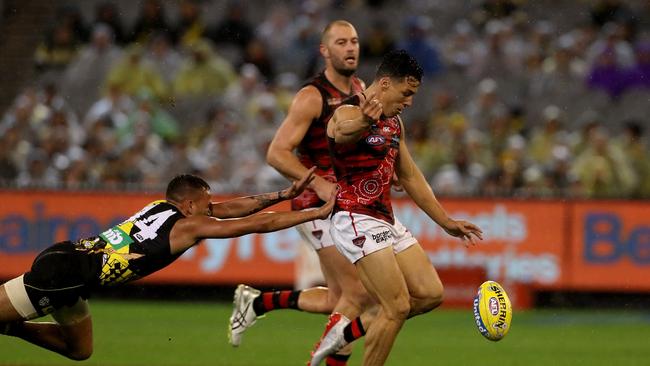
[313,241,372,365]
[395,243,444,317]
[0,277,93,360]
[354,248,410,366]
[229,218,344,347]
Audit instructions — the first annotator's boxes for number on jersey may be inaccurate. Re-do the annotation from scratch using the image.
[133,209,175,242]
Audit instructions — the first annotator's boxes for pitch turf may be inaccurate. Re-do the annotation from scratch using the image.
[1,300,649,365]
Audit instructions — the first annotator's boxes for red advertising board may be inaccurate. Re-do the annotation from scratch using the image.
[568,201,650,291]
[1,191,648,296]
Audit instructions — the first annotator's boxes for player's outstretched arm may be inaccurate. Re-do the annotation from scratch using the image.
[210,167,317,219]
[170,188,336,254]
[395,120,482,246]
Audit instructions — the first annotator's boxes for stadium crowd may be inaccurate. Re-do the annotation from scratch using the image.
[0,0,649,198]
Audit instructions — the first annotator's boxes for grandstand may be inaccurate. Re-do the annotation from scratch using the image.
[0,0,647,197]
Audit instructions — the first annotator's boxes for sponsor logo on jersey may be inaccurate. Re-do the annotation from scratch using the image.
[99,226,133,250]
[366,135,385,146]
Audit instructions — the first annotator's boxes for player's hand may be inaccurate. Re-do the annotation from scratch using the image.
[280,166,316,199]
[310,175,337,202]
[442,219,483,247]
[391,172,404,192]
[359,91,382,122]
[315,186,338,219]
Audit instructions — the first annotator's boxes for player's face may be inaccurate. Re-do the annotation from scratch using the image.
[323,25,359,77]
[381,76,420,117]
[187,188,213,217]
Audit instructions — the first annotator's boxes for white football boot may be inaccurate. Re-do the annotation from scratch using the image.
[228,284,262,347]
[308,312,351,365]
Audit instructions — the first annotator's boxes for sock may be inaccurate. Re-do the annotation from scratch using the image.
[252,290,301,315]
[0,322,15,336]
[326,353,351,366]
[342,317,365,343]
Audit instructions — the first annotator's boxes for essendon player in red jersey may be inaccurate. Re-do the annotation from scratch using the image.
[228,20,370,365]
[308,50,484,366]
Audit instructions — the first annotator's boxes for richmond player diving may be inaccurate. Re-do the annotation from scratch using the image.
[0,169,334,361]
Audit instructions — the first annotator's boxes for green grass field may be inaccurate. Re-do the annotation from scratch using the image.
[1,300,649,365]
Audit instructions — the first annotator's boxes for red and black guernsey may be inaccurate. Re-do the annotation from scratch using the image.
[291,71,364,211]
[328,115,402,224]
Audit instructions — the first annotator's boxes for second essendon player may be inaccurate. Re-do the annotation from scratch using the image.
[229,20,370,365]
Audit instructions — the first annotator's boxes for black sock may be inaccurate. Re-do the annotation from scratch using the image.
[252,290,301,315]
[326,353,351,366]
[342,317,365,343]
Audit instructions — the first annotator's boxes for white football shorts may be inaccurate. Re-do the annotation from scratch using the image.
[295,210,335,250]
[330,211,418,263]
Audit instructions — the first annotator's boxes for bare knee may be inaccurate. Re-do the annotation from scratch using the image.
[383,293,411,322]
[411,282,444,314]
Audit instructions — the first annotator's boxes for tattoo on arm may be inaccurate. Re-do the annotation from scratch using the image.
[243,191,284,216]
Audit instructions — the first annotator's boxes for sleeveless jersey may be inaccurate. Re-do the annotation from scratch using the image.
[77,200,187,286]
[292,71,364,211]
[328,115,402,224]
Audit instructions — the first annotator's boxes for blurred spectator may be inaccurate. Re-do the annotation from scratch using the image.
[57,5,89,43]
[61,24,123,114]
[398,15,443,78]
[120,91,180,146]
[464,78,508,130]
[528,105,570,165]
[241,38,275,83]
[16,149,60,188]
[84,83,134,129]
[174,0,208,48]
[130,0,171,44]
[628,42,650,90]
[173,40,237,97]
[478,0,518,21]
[361,19,395,59]
[95,2,127,45]
[34,22,79,72]
[586,22,635,67]
[431,149,485,196]
[256,5,295,70]
[590,0,633,28]
[212,1,253,51]
[613,121,650,198]
[223,63,267,121]
[586,47,631,99]
[570,126,637,197]
[144,32,182,83]
[105,44,169,100]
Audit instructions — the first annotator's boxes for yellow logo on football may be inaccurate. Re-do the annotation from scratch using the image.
[473,280,512,341]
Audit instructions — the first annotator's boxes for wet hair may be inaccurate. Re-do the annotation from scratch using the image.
[375,49,423,82]
[166,174,210,202]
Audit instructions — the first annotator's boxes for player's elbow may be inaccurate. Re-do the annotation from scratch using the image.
[266,144,279,167]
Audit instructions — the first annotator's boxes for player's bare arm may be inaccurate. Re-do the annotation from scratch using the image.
[267,86,335,201]
[210,167,317,218]
[395,120,483,245]
[169,188,336,254]
[328,92,382,144]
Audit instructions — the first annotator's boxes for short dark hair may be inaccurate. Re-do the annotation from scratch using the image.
[375,49,423,82]
[166,174,210,202]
